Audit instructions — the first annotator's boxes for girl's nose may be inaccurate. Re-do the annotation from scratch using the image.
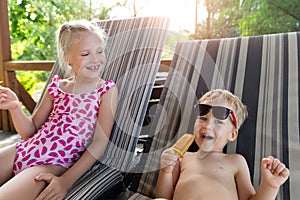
[91,52,100,63]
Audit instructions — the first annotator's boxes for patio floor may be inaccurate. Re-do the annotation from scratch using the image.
[0,131,21,149]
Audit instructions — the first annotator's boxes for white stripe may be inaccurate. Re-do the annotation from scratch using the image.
[287,32,300,200]
[227,37,249,154]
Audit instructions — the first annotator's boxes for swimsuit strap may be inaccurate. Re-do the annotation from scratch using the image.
[98,80,115,97]
[48,75,60,98]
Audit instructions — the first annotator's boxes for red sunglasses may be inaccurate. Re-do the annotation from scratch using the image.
[194,104,237,128]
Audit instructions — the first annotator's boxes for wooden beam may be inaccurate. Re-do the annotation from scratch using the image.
[4,61,54,71]
[7,72,36,113]
[159,59,171,72]
[0,0,12,131]
[0,0,11,62]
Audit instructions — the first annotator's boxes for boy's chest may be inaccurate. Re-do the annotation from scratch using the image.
[180,154,236,178]
[176,154,239,200]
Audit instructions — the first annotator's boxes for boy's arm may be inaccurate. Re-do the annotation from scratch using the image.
[250,156,289,200]
[155,148,180,199]
[234,154,256,200]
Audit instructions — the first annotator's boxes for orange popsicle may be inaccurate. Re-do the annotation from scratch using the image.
[172,133,194,157]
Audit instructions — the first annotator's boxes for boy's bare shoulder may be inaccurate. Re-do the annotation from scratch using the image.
[184,152,198,158]
[224,153,247,164]
[228,153,246,160]
[225,154,249,175]
[225,153,244,158]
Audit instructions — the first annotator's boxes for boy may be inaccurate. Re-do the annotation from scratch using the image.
[155,89,290,200]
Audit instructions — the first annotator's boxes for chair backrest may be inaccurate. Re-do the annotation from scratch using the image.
[37,16,170,172]
[134,32,300,200]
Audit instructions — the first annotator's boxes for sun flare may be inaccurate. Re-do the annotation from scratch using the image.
[140,0,207,33]
[93,0,208,33]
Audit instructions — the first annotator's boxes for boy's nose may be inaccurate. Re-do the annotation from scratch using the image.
[205,120,214,129]
[203,114,214,129]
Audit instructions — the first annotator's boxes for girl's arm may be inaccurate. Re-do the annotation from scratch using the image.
[155,148,181,199]
[35,85,118,199]
[0,86,52,140]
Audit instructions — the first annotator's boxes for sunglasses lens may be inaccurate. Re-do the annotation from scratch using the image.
[212,107,230,120]
[197,104,211,116]
[196,104,237,128]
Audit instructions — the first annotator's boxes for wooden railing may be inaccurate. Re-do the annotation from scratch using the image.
[1,59,171,132]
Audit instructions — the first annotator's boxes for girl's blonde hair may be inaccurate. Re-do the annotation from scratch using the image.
[199,89,248,129]
[56,20,106,77]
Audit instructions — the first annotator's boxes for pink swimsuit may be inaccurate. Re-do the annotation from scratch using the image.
[13,75,115,175]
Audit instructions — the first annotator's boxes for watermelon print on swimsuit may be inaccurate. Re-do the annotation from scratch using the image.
[13,75,115,175]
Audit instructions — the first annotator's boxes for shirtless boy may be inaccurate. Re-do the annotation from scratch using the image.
[155,89,290,200]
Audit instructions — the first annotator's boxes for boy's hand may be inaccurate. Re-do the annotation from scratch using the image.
[160,147,181,173]
[261,156,290,188]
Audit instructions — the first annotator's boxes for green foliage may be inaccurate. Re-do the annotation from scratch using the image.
[9,0,94,61]
[195,0,300,39]
[195,0,242,39]
[239,0,300,36]
[16,71,47,95]
[8,0,112,95]
[163,30,190,59]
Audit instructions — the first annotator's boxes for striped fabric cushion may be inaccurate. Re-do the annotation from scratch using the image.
[95,16,170,172]
[36,17,170,199]
[66,162,122,199]
[133,32,300,200]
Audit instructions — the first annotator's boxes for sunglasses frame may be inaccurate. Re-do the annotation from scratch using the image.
[194,103,237,128]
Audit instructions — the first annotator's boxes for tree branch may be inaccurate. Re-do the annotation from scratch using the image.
[266,0,300,21]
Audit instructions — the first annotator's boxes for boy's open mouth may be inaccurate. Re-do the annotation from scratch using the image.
[202,135,214,140]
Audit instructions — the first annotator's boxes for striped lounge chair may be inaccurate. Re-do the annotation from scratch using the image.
[36,16,170,199]
[127,32,300,200]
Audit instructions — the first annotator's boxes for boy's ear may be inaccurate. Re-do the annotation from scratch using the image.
[228,129,238,142]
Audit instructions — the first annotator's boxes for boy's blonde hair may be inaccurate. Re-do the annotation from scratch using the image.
[198,89,248,129]
[56,20,106,77]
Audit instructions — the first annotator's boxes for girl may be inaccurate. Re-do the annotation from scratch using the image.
[0,20,117,199]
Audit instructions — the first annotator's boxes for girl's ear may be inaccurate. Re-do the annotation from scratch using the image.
[64,53,71,66]
[228,129,238,142]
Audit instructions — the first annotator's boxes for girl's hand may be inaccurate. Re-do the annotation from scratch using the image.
[261,156,290,189]
[160,147,181,173]
[0,86,20,111]
[34,173,68,200]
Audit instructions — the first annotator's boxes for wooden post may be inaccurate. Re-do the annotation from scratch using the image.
[0,0,13,131]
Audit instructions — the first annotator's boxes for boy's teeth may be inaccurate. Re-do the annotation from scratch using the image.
[202,135,213,139]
